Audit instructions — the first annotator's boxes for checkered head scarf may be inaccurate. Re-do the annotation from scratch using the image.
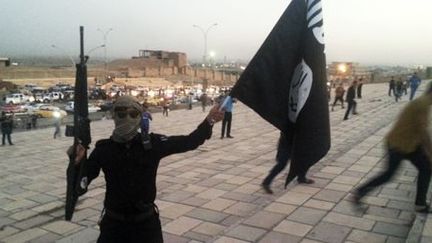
[112,95,143,143]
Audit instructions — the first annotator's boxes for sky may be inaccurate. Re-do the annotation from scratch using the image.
[0,0,431,66]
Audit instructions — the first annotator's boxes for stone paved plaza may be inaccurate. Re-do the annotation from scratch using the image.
[1,82,431,243]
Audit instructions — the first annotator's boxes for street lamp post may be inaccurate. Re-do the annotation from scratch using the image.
[97,28,113,79]
[192,23,217,67]
[51,44,76,67]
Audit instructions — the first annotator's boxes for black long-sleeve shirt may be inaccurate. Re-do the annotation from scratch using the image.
[346,86,356,102]
[85,120,212,214]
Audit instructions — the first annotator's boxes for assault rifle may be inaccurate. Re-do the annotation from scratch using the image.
[65,26,91,221]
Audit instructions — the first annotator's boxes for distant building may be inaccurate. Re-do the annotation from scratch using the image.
[133,50,187,68]
[328,62,372,83]
[0,57,10,67]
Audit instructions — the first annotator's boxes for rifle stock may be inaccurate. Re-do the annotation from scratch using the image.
[65,26,91,221]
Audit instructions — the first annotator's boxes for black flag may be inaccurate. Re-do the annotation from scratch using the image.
[230,0,330,187]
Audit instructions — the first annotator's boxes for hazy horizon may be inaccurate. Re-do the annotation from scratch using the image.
[1,0,431,66]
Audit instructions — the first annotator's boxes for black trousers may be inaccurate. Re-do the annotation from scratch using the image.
[263,134,307,186]
[98,214,163,243]
[344,100,357,119]
[356,146,431,206]
[2,132,12,145]
[332,96,344,109]
[221,112,232,137]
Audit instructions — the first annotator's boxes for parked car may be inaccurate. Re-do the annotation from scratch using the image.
[0,104,27,113]
[35,92,64,103]
[5,93,35,104]
[34,105,67,118]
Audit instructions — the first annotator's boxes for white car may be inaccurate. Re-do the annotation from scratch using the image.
[65,101,101,113]
[5,93,35,104]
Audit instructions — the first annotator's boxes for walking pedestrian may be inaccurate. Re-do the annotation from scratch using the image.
[1,112,14,146]
[262,132,315,194]
[162,99,169,117]
[389,77,396,96]
[395,78,403,102]
[343,81,358,120]
[357,78,363,99]
[53,117,62,139]
[69,95,225,242]
[331,83,345,111]
[409,72,422,100]
[140,104,152,135]
[220,93,235,139]
[354,85,432,213]
[200,93,208,112]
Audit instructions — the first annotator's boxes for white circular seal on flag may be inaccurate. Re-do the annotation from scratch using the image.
[288,59,313,123]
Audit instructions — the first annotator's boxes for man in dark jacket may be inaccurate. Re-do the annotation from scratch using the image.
[389,77,396,96]
[344,81,358,120]
[1,112,14,145]
[72,95,224,243]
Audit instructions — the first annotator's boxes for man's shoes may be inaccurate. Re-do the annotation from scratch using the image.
[415,204,431,213]
[262,184,273,194]
[343,117,348,120]
[297,178,315,184]
[9,143,14,146]
[220,136,224,139]
[353,112,358,115]
[227,135,234,139]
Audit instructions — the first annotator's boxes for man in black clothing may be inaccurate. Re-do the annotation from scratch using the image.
[72,95,224,243]
[389,77,396,96]
[1,112,14,146]
[344,81,358,120]
[262,132,314,194]
[357,78,363,99]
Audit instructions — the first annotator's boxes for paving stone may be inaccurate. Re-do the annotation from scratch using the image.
[164,216,202,235]
[196,188,227,200]
[13,215,53,230]
[41,220,82,235]
[2,228,48,243]
[323,212,375,230]
[226,224,267,242]
[213,236,249,243]
[161,203,195,219]
[243,211,286,229]
[288,207,328,225]
[180,197,210,207]
[366,205,400,218]
[186,208,229,223]
[373,222,410,238]
[28,232,62,243]
[162,232,190,243]
[192,222,225,236]
[313,189,347,203]
[304,199,335,210]
[223,202,257,217]
[347,229,387,243]
[274,220,313,237]
[307,222,351,243]
[220,215,242,227]
[184,231,213,242]
[258,231,302,243]
[0,226,20,239]
[325,182,354,192]
[201,198,236,211]
[276,191,312,205]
